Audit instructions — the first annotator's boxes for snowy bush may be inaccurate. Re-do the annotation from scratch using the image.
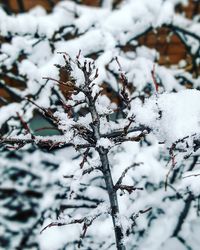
[0,1,200,250]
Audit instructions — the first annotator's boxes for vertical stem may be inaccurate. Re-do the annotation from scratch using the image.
[87,97,126,250]
[99,152,126,250]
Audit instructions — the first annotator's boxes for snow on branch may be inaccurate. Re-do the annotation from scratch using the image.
[41,202,110,248]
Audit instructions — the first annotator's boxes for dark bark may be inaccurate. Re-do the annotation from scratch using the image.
[99,152,125,250]
[172,193,193,237]
[87,94,126,250]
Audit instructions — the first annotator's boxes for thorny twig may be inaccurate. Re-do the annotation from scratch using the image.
[80,148,90,169]
[115,163,143,188]
[40,205,109,248]
[116,184,143,194]
[115,57,130,107]
[151,64,159,93]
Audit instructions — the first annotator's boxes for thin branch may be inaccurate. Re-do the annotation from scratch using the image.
[103,126,151,139]
[0,136,93,150]
[115,163,143,188]
[80,148,90,169]
[115,184,143,194]
[151,64,159,93]
[16,112,34,139]
[183,173,200,179]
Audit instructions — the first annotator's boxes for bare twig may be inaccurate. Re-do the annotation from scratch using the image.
[115,163,143,188]
[151,64,159,93]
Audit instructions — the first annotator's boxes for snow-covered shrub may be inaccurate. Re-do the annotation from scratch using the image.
[0,1,200,250]
[1,51,200,250]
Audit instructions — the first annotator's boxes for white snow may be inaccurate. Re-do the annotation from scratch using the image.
[133,89,200,144]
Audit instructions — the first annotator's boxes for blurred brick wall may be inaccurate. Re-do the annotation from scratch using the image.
[0,0,60,12]
[0,0,102,12]
[175,0,200,19]
[0,0,199,103]
[138,27,190,66]
[0,0,198,67]
[0,0,198,14]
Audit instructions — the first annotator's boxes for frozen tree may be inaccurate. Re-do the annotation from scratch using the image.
[1,51,200,249]
[0,52,149,249]
[0,0,200,249]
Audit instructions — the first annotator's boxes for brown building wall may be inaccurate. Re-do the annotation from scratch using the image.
[0,0,199,103]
